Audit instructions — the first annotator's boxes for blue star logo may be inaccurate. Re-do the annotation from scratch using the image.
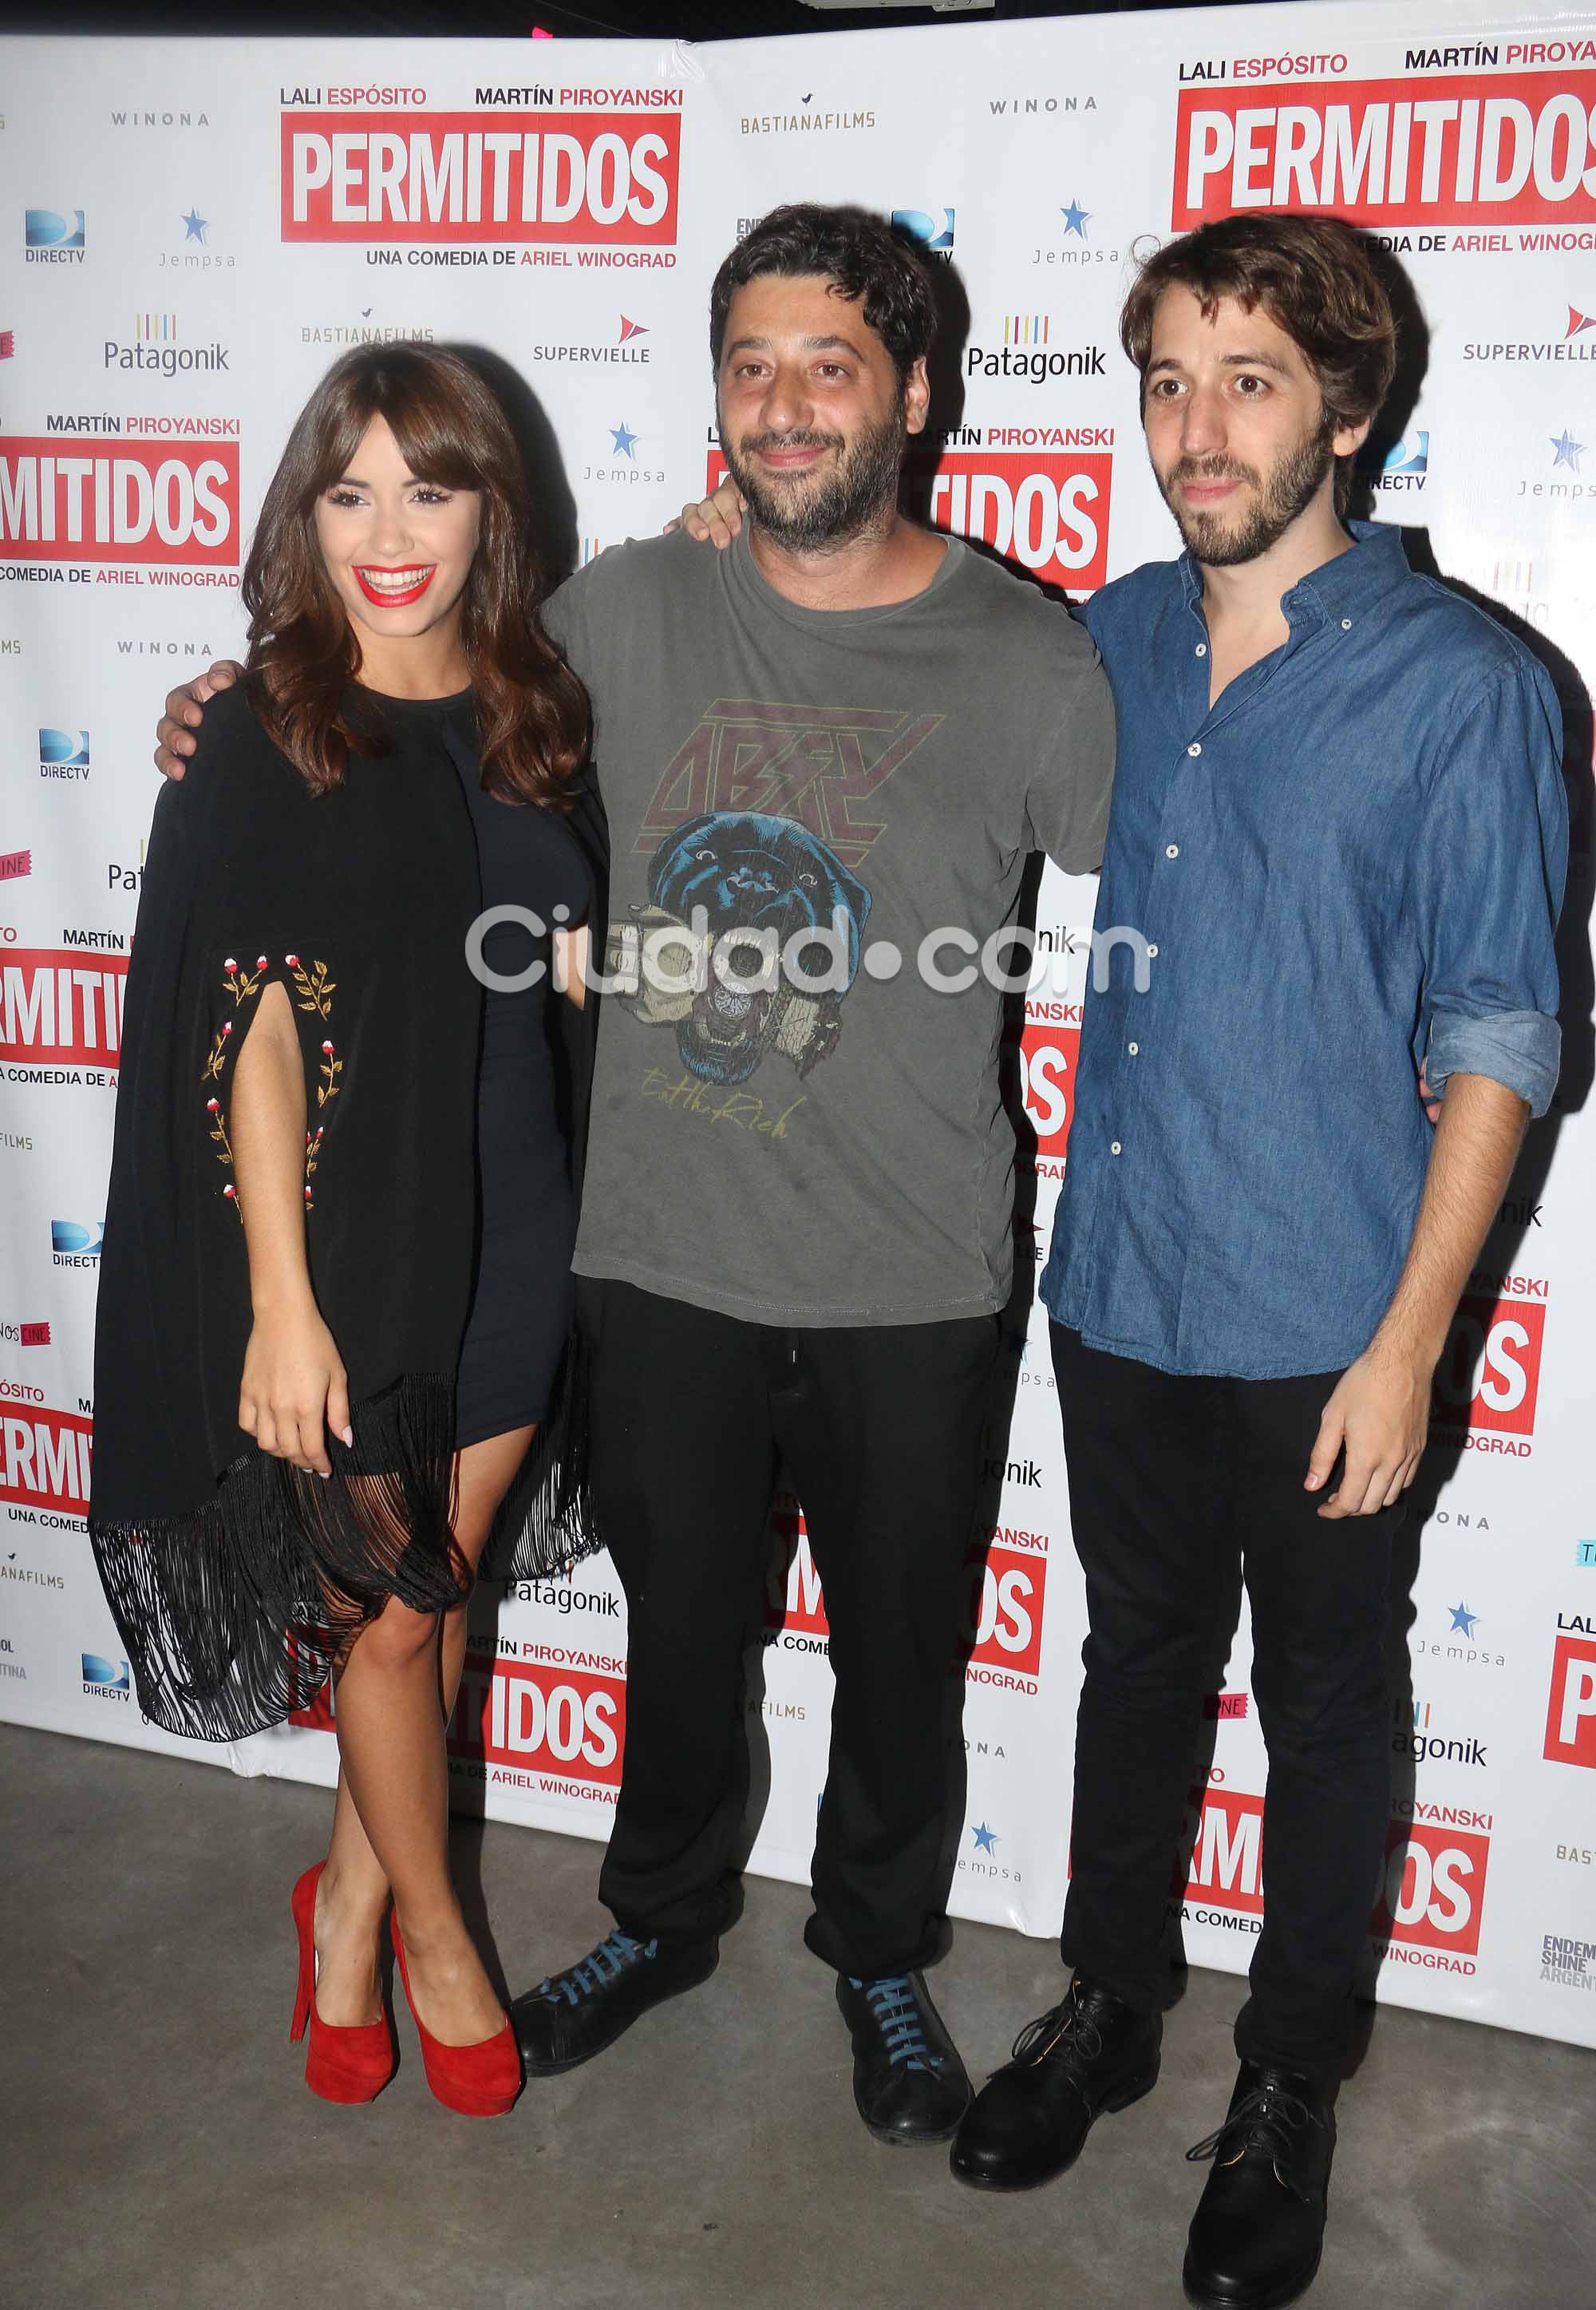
[181,208,209,244]
[610,421,639,461]
[1060,197,1092,239]
[971,1822,998,1854]
[1550,429,1585,472]
[1448,1601,1479,1636]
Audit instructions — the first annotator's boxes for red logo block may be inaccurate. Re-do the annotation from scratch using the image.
[449,1657,626,1786]
[0,437,239,564]
[1014,1011,1078,1161]
[765,1506,828,1637]
[282,113,681,243]
[1373,1819,1490,1956]
[1432,1293,1545,1437]
[962,1541,1046,1676]
[0,1404,92,1513]
[1174,73,1596,231]
[0,951,127,1066]
[1183,1785,1266,1916]
[705,448,1111,592]
[1545,1635,1596,1769]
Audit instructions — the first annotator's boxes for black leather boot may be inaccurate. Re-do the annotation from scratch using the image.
[835,1971,973,2143]
[511,1929,717,2077]
[950,1973,1161,2190]
[1182,2061,1336,2309]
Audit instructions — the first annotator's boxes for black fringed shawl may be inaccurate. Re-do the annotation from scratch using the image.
[89,681,487,1742]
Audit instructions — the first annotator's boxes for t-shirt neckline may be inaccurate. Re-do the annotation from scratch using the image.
[725,521,966,633]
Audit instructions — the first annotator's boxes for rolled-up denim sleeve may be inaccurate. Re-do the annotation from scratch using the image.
[1416,658,1568,1117]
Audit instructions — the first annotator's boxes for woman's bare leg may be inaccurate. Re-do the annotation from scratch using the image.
[310,1425,534,2031]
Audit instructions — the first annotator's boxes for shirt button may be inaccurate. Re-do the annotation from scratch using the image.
[1195,643,1207,657]
[1110,1141,1122,1156]
[1148,943,1159,959]
[1128,1042,1140,1055]
[1165,844,1179,859]
[1187,742,1202,757]
[1341,617,1353,631]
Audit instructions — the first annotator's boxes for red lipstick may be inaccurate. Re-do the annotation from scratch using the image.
[354,564,436,607]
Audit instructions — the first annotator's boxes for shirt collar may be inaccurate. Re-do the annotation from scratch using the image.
[1176,518,1411,631]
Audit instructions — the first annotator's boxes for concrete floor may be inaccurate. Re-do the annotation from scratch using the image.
[2,1724,1591,2310]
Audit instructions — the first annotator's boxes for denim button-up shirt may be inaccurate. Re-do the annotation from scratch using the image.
[1041,520,1567,1380]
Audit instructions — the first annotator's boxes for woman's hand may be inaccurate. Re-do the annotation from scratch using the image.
[239,1299,353,1477]
[666,475,747,549]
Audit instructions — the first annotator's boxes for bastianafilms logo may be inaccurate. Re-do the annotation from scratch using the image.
[741,94,875,137]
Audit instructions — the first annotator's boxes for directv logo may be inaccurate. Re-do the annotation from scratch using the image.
[82,1654,131,1697]
[39,729,90,782]
[1375,431,1428,492]
[25,209,85,263]
[892,208,955,257]
[52,1220,104,1265]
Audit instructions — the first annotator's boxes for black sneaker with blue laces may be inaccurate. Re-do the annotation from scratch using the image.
[511,1930,718,2077]
[836,1969,972,2144]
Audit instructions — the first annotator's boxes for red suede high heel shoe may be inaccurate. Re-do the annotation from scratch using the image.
[390,1916,523,2118]
[290,1862,397,2104]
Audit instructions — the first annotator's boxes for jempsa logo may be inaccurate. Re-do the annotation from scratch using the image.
[705,444,1112,591]
[0,438,239,564]
[1174,71,1596,230]
[282,112,681,243]
[1544,1631,1596,1769]
[449,1655,625,1785]
[1183,1785,1491,1956]
[1431,1284,1546,1449]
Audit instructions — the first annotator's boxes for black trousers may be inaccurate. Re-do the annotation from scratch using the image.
[583,1278,998,1979]
[1053,1324,1399,2078]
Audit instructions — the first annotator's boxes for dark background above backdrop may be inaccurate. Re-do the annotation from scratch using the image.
[0,1,1285,42]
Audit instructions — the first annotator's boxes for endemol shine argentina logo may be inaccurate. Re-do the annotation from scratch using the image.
[0,439,239,565]
[705,428,1114,593]
[448,1647,625,1797]
[0,1402,93,1520]
[281,105,682,248]
[1430,1273,1547,1455]
[1172,65,1596,235]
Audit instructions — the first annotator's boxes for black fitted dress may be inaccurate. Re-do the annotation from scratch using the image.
[388,689,593,1447]
[89,680,596,1744]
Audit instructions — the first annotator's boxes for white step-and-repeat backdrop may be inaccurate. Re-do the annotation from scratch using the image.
[2,1,1593,2046]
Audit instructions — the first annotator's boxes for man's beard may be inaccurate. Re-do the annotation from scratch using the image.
[1156,413,1337,568]
[723,403,907,552]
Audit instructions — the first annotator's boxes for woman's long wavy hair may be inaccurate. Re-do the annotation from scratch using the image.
[240,342,588,805]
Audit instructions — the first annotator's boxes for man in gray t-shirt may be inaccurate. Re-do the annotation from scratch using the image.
[515,207,1112,2143]
[152,204,1115,2149]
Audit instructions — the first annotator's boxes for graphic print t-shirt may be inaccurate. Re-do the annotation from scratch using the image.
[543,528,1114,1327]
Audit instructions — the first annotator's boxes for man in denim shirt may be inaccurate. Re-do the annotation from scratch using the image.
[952,216,1567,2310]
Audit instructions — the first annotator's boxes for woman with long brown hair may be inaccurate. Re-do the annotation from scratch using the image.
[89,343,597,2117]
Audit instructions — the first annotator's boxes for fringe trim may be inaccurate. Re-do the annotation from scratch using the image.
[89,1372,468,1746]
[482,1323,604,1585]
